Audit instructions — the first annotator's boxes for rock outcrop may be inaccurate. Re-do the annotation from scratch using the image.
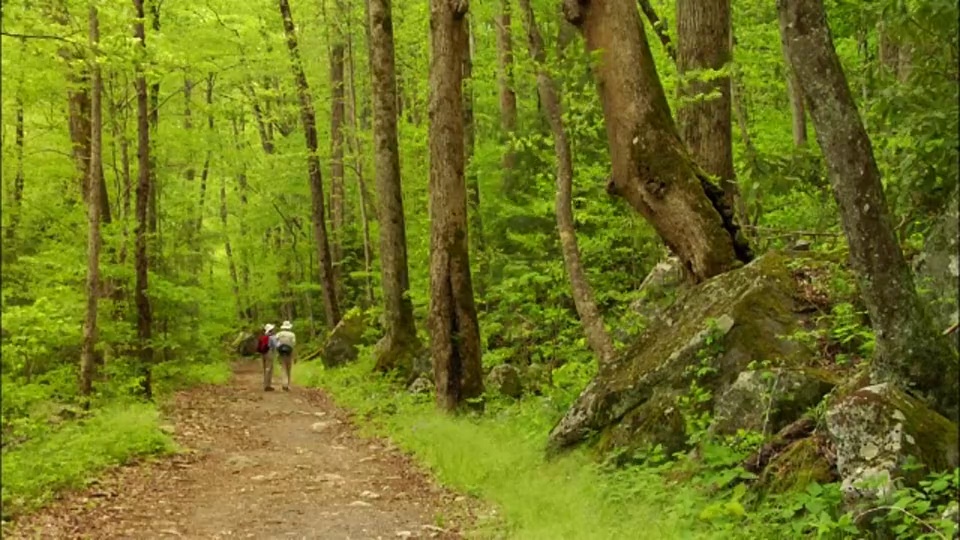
[711,368,836,436]
[826,383,959,501]
[547,252,814,456]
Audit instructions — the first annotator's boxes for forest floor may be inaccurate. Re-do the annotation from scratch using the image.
[5,361,478,540]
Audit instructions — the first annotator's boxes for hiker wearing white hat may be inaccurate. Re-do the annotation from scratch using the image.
[274,321,296,391]
[257,324,279,391]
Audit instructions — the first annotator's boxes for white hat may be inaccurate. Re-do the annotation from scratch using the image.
[264,323,275,333]
[280,320,293,330]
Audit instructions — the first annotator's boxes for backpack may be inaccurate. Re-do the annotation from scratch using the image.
[256,335,270,354]
[278,343,293,355]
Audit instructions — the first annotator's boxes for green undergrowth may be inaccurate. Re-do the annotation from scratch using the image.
[0,357,231,521]
[298,357,741,539]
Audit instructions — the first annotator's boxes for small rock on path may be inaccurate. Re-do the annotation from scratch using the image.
[5,361,477,539]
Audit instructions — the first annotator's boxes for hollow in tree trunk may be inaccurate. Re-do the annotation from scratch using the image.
[778,0,959,421]
[429,0,484,412]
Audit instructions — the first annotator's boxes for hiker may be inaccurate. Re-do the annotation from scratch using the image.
[274,320,296,391]
[257,324,278,391]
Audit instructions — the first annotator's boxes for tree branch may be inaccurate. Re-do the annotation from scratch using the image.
[1,31,75,43]
[638,0,675,62]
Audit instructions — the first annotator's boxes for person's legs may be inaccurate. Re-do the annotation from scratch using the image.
[262,353,274,390]
[280,353,292,390]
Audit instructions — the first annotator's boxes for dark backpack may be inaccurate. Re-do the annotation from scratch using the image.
[256,335,270,354]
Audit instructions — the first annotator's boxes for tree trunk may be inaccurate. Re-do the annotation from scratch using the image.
[460,16,486,299]
[638,0,676,61]
[496,0,518,179]
[330,3,347,298]
[519,0,616,368]
[183,75,195,181]
[7,64,25,244]
[778,10,806,147]
[562,0,751,283]
[278,0,342,328]
[676,0,742,217]
[147,1,160,237]
[220,173,243,321]
[778,0,959,421]
[368,0,422,374]
[196,73,214,234]
[429,0,484,412]
[80,5,103,399]
[132,0,154,399]
[347,28,376,306]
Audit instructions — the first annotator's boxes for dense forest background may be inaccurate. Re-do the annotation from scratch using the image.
[1,0,958,537]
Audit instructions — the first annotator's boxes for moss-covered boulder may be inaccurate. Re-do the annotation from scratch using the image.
[826,383,959,501]
[598,388,687,460]
[233,331,259,357]
[546,252,813,455]
[487,364,523,398]
[711,368,836,436]
[320,310,366,368]
[614,257,686,342]
[522,363,549,395]
[758,437,837,494]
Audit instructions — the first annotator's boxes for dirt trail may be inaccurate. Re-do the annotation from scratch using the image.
[7,361,477,539]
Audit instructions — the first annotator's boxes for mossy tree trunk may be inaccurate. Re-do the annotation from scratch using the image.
[80,5,103,399]
[778,0,959,421]
[429,0,484,412]
[561,0,752,283]
[368,0,422,374]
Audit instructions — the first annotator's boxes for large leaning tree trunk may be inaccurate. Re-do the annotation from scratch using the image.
[80,5,103,399]
[278,0,341,328]
[132,0,154,398]
[368,0,423,374]
[429,0,484,412]
[562,0,751,283]
[778,0,959,421]
[519,0,615,368]
[676,0,743,219]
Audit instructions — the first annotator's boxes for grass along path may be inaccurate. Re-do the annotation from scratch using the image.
[298,358,728,540]
[5,360,477,539]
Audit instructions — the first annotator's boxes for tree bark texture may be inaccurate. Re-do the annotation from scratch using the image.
[676,0,742,214]
[7,80,25,243]
[80,5,103,398]
[132,0,154,398]
[562,0,751,283]
[279,0,342,328]
[460,17,486,298]
[519,0,616,368]
[368,0,422,373]
[196,73,214,234]
[429,0,484,412]
[778,0,958,421]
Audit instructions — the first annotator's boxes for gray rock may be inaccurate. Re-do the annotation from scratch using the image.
[711,368,835,436]
[522,363,549,395]
[407,376,434,395]
[226,454,256,471]
[826,383,959,502]
[547,252,814,456]
[791,239,812,252]
[486,364,523,399]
